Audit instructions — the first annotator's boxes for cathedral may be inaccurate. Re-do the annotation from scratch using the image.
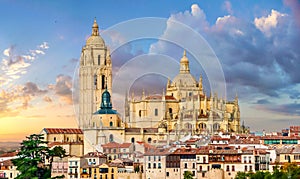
[79,19,241,153]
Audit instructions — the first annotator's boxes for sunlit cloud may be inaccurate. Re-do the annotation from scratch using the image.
[254,9,287,37]
[48,74,74,105]
[0,42,49,86]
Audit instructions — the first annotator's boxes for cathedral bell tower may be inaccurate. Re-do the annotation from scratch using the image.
[79,19,112,129]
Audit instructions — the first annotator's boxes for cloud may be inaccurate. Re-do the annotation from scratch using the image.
[0,82,48,117]
[43,96,52,103]
[254,9,287,36]
[49,74,73,104]
[0,42,49,86]
[23,82,47,96]
[3,48,10,57]
[254,102,300,116]
[222,1,233,15]
[146,3,300,117]
[284,0,300,28]
[255,99,271,104]
[39,42,49,49]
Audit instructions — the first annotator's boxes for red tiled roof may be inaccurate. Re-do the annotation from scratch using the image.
[0,151,18,158]
[211,136,230,141]
[102,142,132,149]
[165,95,177,100]
[261,136,300,140]
[0,159,13,167]
[84,151,106,158]
[44,128,83,134]
[173,148,198,155]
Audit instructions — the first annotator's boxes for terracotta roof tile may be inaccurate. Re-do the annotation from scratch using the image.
[102,142,132,149]
[44,128,83,134]
[0,151,18,158]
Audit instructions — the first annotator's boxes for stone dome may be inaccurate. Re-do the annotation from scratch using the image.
[172,73,197,87]
[86,35,105,46]
[86,18,105,46]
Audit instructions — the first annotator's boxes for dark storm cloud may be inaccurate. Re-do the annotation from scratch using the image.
[262,103,300,116]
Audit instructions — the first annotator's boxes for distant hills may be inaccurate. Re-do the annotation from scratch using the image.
[0,142,20,154]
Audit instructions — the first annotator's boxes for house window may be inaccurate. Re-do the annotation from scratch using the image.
[98,55,100,65]
[148,163,151,169]
[203,157,206,163]
[153,163,156,169]
[148,138,152,143]
[53,137,56,142]
[226,165,230,172]
[131,137,135,143]
[249,165,252,171]
[207,166,210,171]
[193,163,195,168]
[158,163,161,169]
[166,172,169,177]
[111,168,114,173]
[139,110,142,117]
[148,156,151,161]
[109,134,114,142]
[110,121,113,127]
[245,165,248,171]
[184,163,187,169]
[199,166,202,171]
[154,108,158,116]
[232,165,235,171]
[158,156,161,161]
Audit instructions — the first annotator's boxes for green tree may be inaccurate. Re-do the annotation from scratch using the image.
[235,171,248,179]
[12,134,66,179]
[183,170,193,179]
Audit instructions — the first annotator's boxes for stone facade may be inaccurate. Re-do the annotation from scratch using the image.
[126,50,241,137]
[80,19,241,154]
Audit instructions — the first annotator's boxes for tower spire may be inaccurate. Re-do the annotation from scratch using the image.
[180,49,190,73]
[92,18,99,36]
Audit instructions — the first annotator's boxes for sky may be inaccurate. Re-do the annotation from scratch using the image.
[0,0,299,142]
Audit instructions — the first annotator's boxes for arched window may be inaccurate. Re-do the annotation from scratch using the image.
[98,55,100,65]
[213,123,220,130]
[109,134,114,142]
[154,108,158,116]
[53,137,56,142]
[131,137,135,143]
[109,121,113,127]
[102,75,105,89]
[148,138,152,143]
[111,168,114,173]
